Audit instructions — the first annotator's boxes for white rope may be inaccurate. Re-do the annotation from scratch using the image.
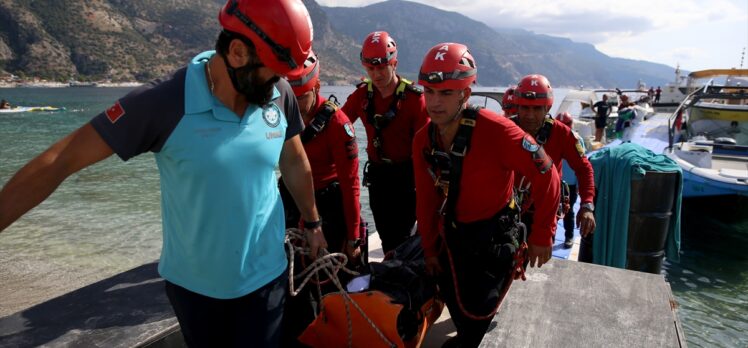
[285,228,396,348]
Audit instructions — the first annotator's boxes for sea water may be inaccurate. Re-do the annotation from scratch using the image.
[0,86,746,347]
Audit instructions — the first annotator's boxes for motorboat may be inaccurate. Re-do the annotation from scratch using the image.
[653,65,688,111]
[0,106,65,114]
[664,69,748,197]
[469,89,504,114]
[556,88,655,147]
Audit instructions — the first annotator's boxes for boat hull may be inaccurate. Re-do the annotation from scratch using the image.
[668,154,748,197]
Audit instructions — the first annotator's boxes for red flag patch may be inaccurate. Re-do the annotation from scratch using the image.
[105,101,126,123]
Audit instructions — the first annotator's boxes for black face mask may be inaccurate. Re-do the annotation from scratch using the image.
[223,56,280,106]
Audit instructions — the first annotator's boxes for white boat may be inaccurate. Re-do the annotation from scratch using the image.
[556,88,655,148]
[664,69,748,197]
[653,65,688,111]
[0,106,65,114]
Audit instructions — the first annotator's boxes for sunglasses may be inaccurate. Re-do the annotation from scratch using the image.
[418,69,475,84]
[517,91,552,100]
[226,0,298,71]
[361,56,392,66]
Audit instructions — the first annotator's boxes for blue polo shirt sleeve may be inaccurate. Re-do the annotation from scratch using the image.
[90,68,187,161]
[274,78,303,141]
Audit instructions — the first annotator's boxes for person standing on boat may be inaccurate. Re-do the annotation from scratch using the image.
[655,86,662,104]
[0,1,327,347]
[279,51,364,347]
[592,94,612,142]
[414,43,560,347]
[501,86,518,116]
[512,74,596,246]
[341,31,429,253]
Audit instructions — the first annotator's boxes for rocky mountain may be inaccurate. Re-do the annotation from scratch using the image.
[0,0,675,87]
[323,0,676,87]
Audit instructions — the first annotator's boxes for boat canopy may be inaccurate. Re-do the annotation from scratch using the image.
[688,69,748,79]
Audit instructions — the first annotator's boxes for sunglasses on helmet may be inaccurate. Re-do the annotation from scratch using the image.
[226,0,298,71]
[518,91,552,100]
[361,56,391,66]
[419,70,476,84]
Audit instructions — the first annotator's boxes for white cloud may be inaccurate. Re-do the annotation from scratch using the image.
[315,0,748,71]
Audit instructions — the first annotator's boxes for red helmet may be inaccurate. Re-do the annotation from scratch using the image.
[515,74,554,107]
[286,51,319,96]
[360,31,397,67]
[418,43,477,90]
[502,86,517,115]
[219,0,313,76]
[556,111,573,127]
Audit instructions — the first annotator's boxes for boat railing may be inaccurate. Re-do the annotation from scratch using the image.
[667,80,714,150]
[667,80,748,150]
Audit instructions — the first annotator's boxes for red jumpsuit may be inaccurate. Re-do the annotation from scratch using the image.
[342,78,429,163]
[413,108,561,259]
[516,118,595,214]
[280,94,362,244]
[341,77,429,252]
[413,108,560,346]
[304,95,362,240]
[544,120,595,205]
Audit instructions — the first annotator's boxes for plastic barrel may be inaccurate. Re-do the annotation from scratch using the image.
[626,171,678,274]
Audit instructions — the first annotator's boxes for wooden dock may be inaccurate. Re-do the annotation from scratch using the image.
[0,247,686,347]
[480,259,686,347]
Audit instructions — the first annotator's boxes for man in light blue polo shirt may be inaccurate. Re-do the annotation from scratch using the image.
[0,1,325,347]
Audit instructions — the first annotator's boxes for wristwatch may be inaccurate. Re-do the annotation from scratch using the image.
[348,239,362,248]
[580,203,595,212]
[303,218,322,229]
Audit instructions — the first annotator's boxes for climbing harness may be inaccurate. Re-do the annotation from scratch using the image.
[360,77,421,164]
[424,105,529,320]
[300,95,341,144]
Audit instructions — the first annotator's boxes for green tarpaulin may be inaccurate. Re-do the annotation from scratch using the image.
[589,143,682,268]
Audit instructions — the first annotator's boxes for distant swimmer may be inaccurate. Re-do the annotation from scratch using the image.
[0,99,11,109]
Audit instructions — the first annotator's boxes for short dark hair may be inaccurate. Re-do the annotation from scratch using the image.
[215,30,257,59]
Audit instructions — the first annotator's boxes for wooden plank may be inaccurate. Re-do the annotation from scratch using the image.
[480,259,685,348]
[0,262,179,348]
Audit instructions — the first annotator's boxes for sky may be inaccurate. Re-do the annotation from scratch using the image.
[317,0,748,75]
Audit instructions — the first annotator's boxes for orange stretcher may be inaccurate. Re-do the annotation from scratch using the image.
[299,290,444,348]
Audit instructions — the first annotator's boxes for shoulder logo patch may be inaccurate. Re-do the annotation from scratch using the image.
[343,122,355,138]
[262,106,280,128]
[521,134,540,153]
[105,101,125,123]
[574,134,586,158]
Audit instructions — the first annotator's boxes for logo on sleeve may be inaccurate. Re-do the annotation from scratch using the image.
[574,134,586,158]
[521,134,540,153]
[263,106,280,128]
[105,101,125,123]
[343,122,355,138]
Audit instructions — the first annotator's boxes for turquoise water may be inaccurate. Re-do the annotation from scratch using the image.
[1,87,747,347]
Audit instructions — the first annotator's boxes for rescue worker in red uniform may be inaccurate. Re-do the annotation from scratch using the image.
[501,86,517,116]
[341,31,429,253]
[279,52,364,347]
[413,43,560,348]
[512,74,596,245]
